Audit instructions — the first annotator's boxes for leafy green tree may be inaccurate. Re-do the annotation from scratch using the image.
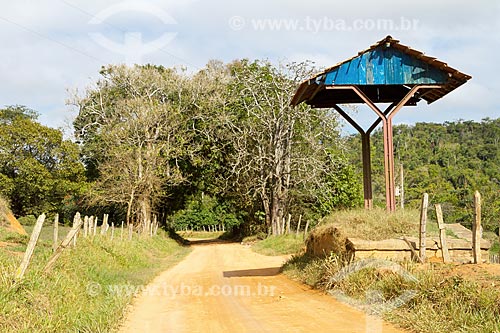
[73,65,195,227]
[0,106,85,218]
[72,61,364,234]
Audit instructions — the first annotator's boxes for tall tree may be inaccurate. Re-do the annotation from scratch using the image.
[72,65,193,227]
[0,106,85,218]
[220,60,346,234]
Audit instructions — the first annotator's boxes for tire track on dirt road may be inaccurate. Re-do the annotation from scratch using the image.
[119,241,406,332]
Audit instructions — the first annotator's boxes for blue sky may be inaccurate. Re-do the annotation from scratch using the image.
[0,0,498,134]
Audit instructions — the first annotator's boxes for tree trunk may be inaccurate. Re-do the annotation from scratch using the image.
[140,197,151,231]
[262,195,272,235]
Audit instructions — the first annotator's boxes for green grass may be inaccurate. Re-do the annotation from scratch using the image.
[319,208,456,240]
[24,224,73,243]
[490,240,500,255]
[251,234,304,256]
[178,230,224,239]
[0,229,190,332]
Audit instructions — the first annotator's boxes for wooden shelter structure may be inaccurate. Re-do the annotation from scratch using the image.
[291,36,471,211]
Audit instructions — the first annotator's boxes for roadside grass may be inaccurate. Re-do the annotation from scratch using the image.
[319,207,448,241]
[279,208,500,332]
[284,253,500,332]
[0,228,190,333]
[178,230,224,239]
[490,240,500,255]
[251,234,304,256]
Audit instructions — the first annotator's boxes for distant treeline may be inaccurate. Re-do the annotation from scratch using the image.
[346,118,500,232]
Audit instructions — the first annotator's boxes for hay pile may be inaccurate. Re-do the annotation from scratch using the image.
[305,224,353,258]
[0,196,27,235]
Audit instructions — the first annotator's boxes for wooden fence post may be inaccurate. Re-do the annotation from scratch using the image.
[473,191,482,264]
[435,204,450,263]
[87,216,92,236]
[83,216,88,237]
[419,193,429,262]
[72,212,80,247]
[120,221,124,241]
[110,222,115,240]
[101,214,108,235]
[296,214,302,236]
[93,217,98,236]
[286,214,291,235]
[152,215,157,237]
[53,214,59,252]
[15,214,46,280]
[43,215,84,274]
[303,220,310,239]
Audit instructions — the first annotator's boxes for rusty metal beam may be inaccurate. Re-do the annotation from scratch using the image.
[361,133,373,209]
[331,105,373,209]
[327,85,441,212]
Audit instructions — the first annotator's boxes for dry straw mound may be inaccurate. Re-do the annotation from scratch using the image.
[0,196,27,235]
[305,208,420,258]
[305,224,353,258]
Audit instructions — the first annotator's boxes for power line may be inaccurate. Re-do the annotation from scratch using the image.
[58,0,202,70]
[0,15,104,64]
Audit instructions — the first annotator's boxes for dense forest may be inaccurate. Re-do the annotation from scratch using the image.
[0,61,498,235]
[347,118,500,232]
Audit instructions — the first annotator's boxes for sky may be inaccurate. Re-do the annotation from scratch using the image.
[0,0,499,134]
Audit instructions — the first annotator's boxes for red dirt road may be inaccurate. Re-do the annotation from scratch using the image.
[119,242,405,333]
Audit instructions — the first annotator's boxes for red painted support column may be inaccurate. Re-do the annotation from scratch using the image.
[332,104,373,209]
[361,133,373,209]
[328,85,440,212]
[386,117,396,211]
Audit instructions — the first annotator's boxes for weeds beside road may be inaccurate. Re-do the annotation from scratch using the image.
[247,208,500,333]
[0,228,190,333]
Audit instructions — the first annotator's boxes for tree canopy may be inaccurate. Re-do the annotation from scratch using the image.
[72,61,360,234]
[0,105,85,220]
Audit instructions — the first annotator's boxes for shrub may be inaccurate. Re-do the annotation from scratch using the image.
[17,215,37,226]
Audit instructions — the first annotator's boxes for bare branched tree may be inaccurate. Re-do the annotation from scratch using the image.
[219,60,341,235]
[73,65,192,227]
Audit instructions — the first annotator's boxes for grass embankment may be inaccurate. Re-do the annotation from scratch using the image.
[319,207,456,240]
[250,234,304,256]
[284,255,500,332]
[0,227,190,333]
[275,208,500,332]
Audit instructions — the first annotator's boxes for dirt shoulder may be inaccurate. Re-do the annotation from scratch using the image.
[118,242,405,332]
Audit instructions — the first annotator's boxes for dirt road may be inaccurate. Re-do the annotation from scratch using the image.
[119,241,405,333]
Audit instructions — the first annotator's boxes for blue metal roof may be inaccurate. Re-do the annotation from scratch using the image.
[322,47,449,86]
[291,36,471,107]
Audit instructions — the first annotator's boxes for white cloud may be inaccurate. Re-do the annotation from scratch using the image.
[0,0,498,130]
